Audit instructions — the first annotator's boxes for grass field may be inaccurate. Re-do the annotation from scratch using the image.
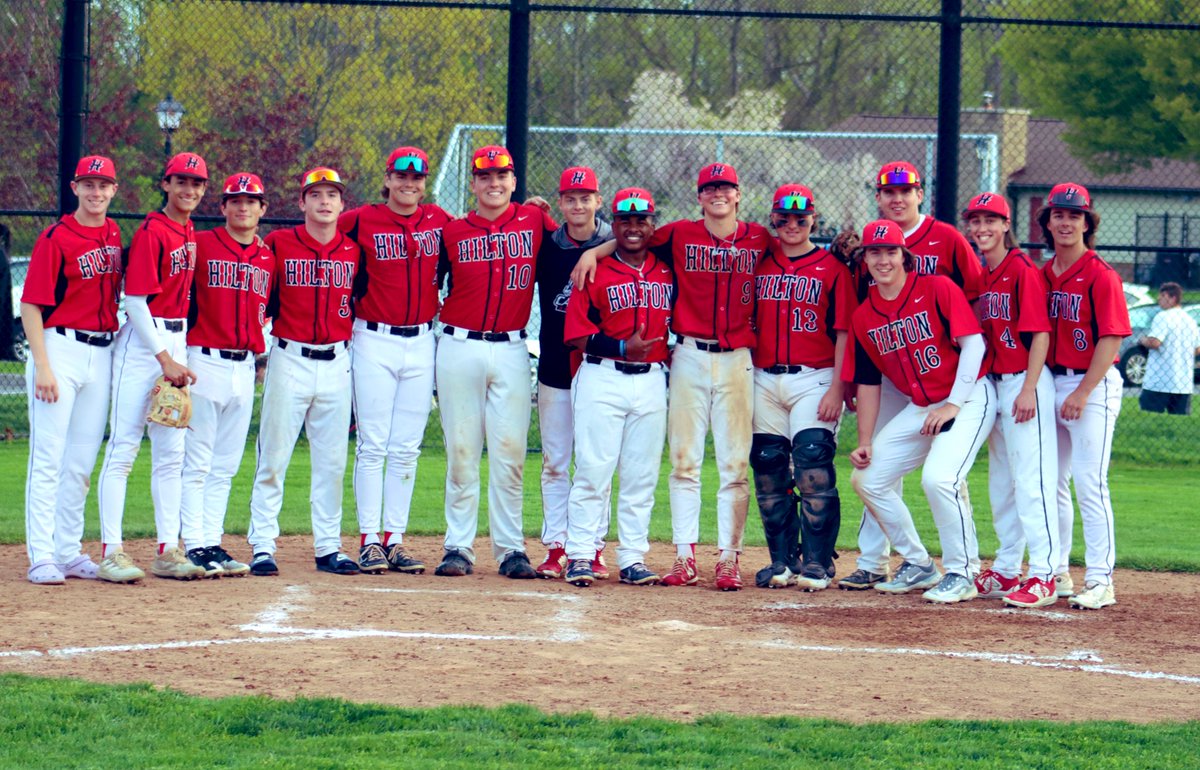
[1,675,1196,770]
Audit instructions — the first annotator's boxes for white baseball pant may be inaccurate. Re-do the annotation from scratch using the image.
[436,330,531,563]
[1053,368,1121,585]
[852,378,908,574]
[752,366,841,437]
[98,319,188,548]
[540,382,607,552]
[24,330,111,566]
[668,339,752,553]
[566,360,666,568]
[986,368,1060,580]
[180,347,256,551]
[247,339,352,558]
[351,319,435,543]
[851,378,996,577]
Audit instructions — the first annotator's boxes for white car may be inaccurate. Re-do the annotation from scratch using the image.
[1124,282,1155,308]
[9,256,29,362]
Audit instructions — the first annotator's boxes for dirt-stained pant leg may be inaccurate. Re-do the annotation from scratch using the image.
[711,347,753,553]
[667,343,713,546]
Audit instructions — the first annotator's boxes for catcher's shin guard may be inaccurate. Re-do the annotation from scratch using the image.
[750,433,797,570]
[793,428,840,575]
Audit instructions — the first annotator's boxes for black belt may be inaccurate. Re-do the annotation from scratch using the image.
[987,370,1026,382]
[201,346,250,362]
[761,364,810,375]
[54,327,112,347]
[677,335,735,353]
[585,355,653,375]
[1050,365,1085,376]
[156,319,184,333]
[365,320,431,337]
[277,338,345,361]
[445,325,527,343]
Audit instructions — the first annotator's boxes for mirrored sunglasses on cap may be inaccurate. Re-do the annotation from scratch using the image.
[1047,186,1090,210]
[223,178,265,196]
[774,194,813,212]
[473,153,513,171]
[615,197,651,213]
[391,155,427,174]
[878,168,920,187]
[302,168,344,188]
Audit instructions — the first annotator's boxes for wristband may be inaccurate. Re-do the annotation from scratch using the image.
[585,332,624,359]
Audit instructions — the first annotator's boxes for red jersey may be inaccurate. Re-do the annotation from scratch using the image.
[1042,250,1131,369]
[979,249,1050,375]
[23,214,122,333]
[649,219,770,349]
[339,202,453,327]
[438,203,556,333]
[187,228,276,354]
[124,211,197,318]
[905,216,983,301]
[752,245,855,369]
[843,273,982,407]
[563,253,675,365]
[263,226,359,345]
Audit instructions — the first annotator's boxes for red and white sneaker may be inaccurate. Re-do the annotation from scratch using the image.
[1002,576,1058,608]
[591,549,610,580]
[974,568,1021,599]
[662,555,699,586]
[714,558,743,591]
[536,546,567,579]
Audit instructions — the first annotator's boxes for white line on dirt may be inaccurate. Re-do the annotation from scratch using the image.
[762,600,1078,622]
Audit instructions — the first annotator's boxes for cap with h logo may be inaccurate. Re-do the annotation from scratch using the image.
[559,166,598,194]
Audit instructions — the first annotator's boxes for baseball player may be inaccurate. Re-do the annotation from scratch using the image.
[1037,183,1130,610]
[247,167,361,576]
[97,152,207,582]
[22,155,123,585]
[532,166,613,580]
[844,219,995,604]
[339,146,453,574]
[751,184,855,591]
[560,187,672,587]
[178,173,275,578]
[433,146,557,579]
[841,161,986,591]
[573,162,771,591]
[961,192,1060,608]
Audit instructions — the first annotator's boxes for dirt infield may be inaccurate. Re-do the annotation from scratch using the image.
[3,536,1199,723]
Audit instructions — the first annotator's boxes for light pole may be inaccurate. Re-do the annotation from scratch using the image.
[155,93,185,162]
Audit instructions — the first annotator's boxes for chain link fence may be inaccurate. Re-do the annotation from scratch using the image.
[1,0,1197,460]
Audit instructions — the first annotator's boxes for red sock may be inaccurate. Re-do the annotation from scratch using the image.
[383,531,395,547]
[158,543,169,555]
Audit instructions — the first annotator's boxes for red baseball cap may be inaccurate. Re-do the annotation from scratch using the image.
[222,172,266,199]
[1046,182,1092,212]
[771,184,816,214]
[611,187,655,216]
[163,152,208,181]
[861,219,906,248]
[697,162,739,191]
[559,166,598,194]
[962,192,1010,220]
[300,167,346,195]
[471,145,515,174]
[386,146,430,175]
[876,161,922,189]
[74,155,117,183]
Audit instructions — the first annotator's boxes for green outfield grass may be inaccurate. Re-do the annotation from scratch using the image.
[1,408,1196,571]
[0,675,1195,769]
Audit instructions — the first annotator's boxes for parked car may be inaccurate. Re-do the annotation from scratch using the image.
[1117,303,1200,386]
[9,256,29,362]
[1123,282,1154,309]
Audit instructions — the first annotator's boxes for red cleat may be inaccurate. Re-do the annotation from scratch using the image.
[536,546,567,579]
[714,558,743,591]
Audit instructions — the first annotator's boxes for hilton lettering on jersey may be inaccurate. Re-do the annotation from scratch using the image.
[124,211,197,319]
[755,273,823,305]
[563,253,675,365]
[24,214,124,333]
[605,280,673,312]
[865,311,934,354]
[77,246,121,279]
[189,228,276,354]
[207,260,271,295]
[456,231,535,262]
[1042,250,1131,369]
[282,258,355,288]
[1047,291,1082,323]
[684,244,757,273]
[978,292,1012,322]
[371,230,442,260]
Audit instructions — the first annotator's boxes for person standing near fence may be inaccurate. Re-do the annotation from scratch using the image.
[247,167,361,577]
[1039,183,1131,610]
[433,145,557,580]
[962,192,1060,608]
[22,155,123,585]
[840,161,985,591]
[178,173,275,578]
[339,147,452,575]
[97,152,207,583]
[1138,282,1199,416]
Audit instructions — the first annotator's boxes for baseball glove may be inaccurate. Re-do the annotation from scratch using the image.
[147,376,192,429]
[829,228,861,267]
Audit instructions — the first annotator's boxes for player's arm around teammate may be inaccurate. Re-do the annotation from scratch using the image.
[432,146,556,580]
[339,147,452,575]
[750,185,855,592]
[532,166,614,580]
[247,168,361,577]
[1037,184,1131,610]
[22,156,123,585]
[179,173,275,578]
[97,152,206,583]
[844,220,996,604]
[560,188,671,588]
[963,193,1060,608]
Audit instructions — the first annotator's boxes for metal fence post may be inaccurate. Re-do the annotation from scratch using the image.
[505,0,531,202]
[935,0,962,222]
[58,0,89,216]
